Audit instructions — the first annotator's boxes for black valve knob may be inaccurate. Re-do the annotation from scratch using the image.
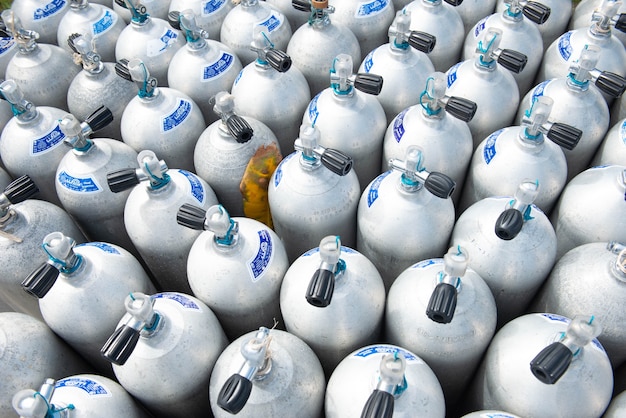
[523,1,551,25]
[85,106,114,133]
[226,115,254,143]
[497,49,528,74]
[4,175,39,204]
[176,203,207,231]
[361,390,395,418]
[530,342,573,384]
[495,208,524,241]
[547,123,582,151]
[115,59,132,82]
[168,11,180,30]
[21,263,59,299]
[292,0,312,12]
[107,168,139,193]
[321,148,353,176]
[217,374,253,414]
[101,325,141,366]
[595,71,626,98]
[408,31,436,54]
[443,0,463,5]
[615,13,626,33]
[266,49,292,73]
[445,96,477,122]
[426,282,457,324]
[114,0,127,8]
[67,33,81,54]
[425,172,456,199]
[305,269,334,307]
[354,73,384,95]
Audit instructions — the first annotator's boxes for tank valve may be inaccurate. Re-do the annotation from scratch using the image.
[0,175,39,224]
[121,0,149,24]
[388,145,456,198]
[292,0,335,27]
[361,352,407,418]
[0,79,37,121]
[1,10,39,53]
[566,44,626,98]
[115,58,157,99]
[294,124,353,176]
[60,106,113,152]
[251,27,292,72]
[426,246,467,323]
[211,91,254,143]
[107,150,170,193]
[67,33,102,73]
[475,27,528,74]
[170,9,209,48]
[503,0,551,24]
[305,236,345,307]
[521,95,582,150]
[330,54,384,96]
[177,204,239,246]
[590,0,626,36]
[388,10,437,55]
[495,180,539,240]
[419,72,477,122]
[12,378,58,418]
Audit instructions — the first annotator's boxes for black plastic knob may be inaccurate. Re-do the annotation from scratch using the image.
[107,168,139,193]
[595,71,626,98]
[445,96,477,122]
[4,175,39,204]
[115,59,132,82]
[497,49,528,74]
[168,11,180,30]
[321,148,353,176]
[85,106,114,132]
[408,31,436,54]
[361,390,394,418]
[114,0,127,8]
[443,0,463,5]
[292,0,311,12]
[226,115,254,143]
[67,33,81,54]
[425,172,456,199]
[426,282,457,324]
[523,1,551,25]
[354,73,384,95]
[546,123,582,151]
[495,208,524,240]
[305,269,334,307]
[176,203,207,231]
[217,374,253,414]
[21,263,59,299]
[101,325,141,366]
[530,342,573,384]
[615,13,626,33]
[266,49,292,73]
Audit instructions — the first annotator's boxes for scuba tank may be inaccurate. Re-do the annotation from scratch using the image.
[455,0,497,35]
[101,292,227,418]
[268,123,360,262]
[325,344,446,418]
[194,91,282,221]
[286,0,361,96]
[446,27,528,149]
[21,232,156,374]
[209,326,326,417]
[402,0,464,73]
[605,390,626,418]
[358,9,437,124]
[114,0,171,23]
[385,246,497,409]
[517,44,626,181]
[549,165,626,260]
[280,235,386,375]
[532,241,626,368]
[107,150,219,293]
[231,27,311,155]
[118,58,206,173]
[66,33,138,141]
[0,79,71,206]
[357,146,456,290]
[450,180,557,327]
[570,0,626,47]
[168,0,235,41]
[459,95,582,214]
[463,0,552,96]
[177,203,289,341]
[9,0,70,45]
[305,53,386,189]
[57,0,125,63]
[381,72,476,203]
[462,412,522,418]
[3,10,80,112]
[167,9,243,125]
[114,0,185,87]
[266,0,310,32]
[466,313,613,418]
[592,117,626,165]
[220,0,292,66]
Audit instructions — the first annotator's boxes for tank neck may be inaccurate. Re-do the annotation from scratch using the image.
[70,0,89,10]
[241,0,259,7]
[421,0,442,6]
[565,73,590,92]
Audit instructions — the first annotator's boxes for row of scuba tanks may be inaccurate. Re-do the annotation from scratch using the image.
[0,0,625,416]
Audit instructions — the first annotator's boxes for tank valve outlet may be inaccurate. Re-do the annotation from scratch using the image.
[475,27,527,74]
[121,0,149,24]
[251,27,292,72]
[21,232,82,298]
[530,315,602,384]
[306,236,345,307]
[426,246,466,323]
[361,352,407,418]
[218,327,273,414]
[420,72,477,122]
[294,124,354,176]
[101,292,159,365]
[590,0,623,36]
[0,79,37,121]
[107,150,170,193]
[177,204,239,246]
[12,378,61,418]
[1,10,38,53]
[67,32,103,73]
[388,145,456,198]
[172,9,209,48]
[388,10,437,54]
[61,106,113,152]
[503,0,551,24]
[495,179,539,240]
[211,91,254,143]
[330,54,384,96]
[116,58,157,99]
[521,95,581,150]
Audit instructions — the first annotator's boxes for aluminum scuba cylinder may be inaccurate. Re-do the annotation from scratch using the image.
[114,0,185,87]
[118,58,206,173]
[268,123,360,262]
[209,326,326,417]
[454,0,497,35]
[358,10,437,124]
[101,292,227,418]
[305,53,386,189]
[266,0,310,32]
[113,0,171,23]
[8,0,70,45]
[592,117,626,165]
[220,0,292,66]
[66,33,138,141]
[231,27,310,155]
[570,0,626,47]
[107,150,219,293]
[286,0,361,96]
[450,180,557,327]
[57,0,125,63]
[168,0,235,41]
[385,246,497,409]
[21,232,156,373]
[280,235,386,375]
[3,10,80,112]
[357,146,457,291]
[549,165,626,260]
[167,9,242,125]
[177,203,289,341]
[325,344,446,418]
[445,27,528,149]
[459,95,582,214]
[466,314,613,418]
[605,390,626,417]
[0,176,86,319]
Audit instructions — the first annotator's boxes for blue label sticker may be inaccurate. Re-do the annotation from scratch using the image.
[57,171,101,193]
[234,68,244,86]
[147,28,179,56]
[33,0,66,20]
[393,108,408,143]
[302,245,357,257]
[202,0,226,15]
[482,414,518,418]
[273,152,294,188]
[55,377,109,396]
[367,170,391,207]
[483,129,504,165]
[258,13,283,32]
[77,242,121,255]
[203,52,234,80]
[248,230,273,281]
[154,292,201,310]
[162,99,192,132]
[411,258,442,269]
[558,31,573,61]
[32,125,65,155]
[178,170,205,204]
[92,10,115,35]
[447,62,462,88]
[0,37,16,55]
[307,93,320,123]
[363,50,374,73]
[353,345,418,361]
[356,0,388,17]
[531,79,551,103]
[541,313,569,323]
[621,120,626,146]
[474,16,488,38]
[591,338,606,353]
